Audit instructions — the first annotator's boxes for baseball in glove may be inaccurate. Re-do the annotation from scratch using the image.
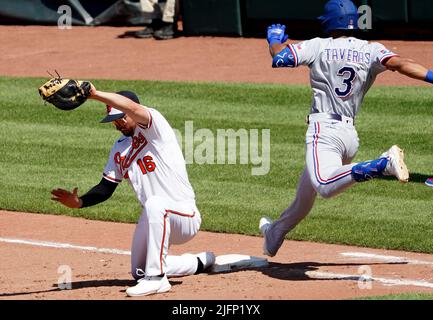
[38,76,92,111]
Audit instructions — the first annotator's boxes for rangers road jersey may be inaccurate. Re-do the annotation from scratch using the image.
[103,108,196,206]
[287,37,397,118]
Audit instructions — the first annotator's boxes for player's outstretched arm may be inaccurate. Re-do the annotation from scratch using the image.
[383,56,432,83]
[51,179,118,209]
[88,83,150,126]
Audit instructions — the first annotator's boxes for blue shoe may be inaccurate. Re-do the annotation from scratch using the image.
[425,178,433,187]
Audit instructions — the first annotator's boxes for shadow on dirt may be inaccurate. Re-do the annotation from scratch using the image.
[0,279,183,297]
[207,260,407,282]
[0,261,409,297]
[258,261,407,281]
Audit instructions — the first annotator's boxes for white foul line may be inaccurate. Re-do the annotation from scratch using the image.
[340,252,433,266]
[0,237,131,255]
[308,271,433,289]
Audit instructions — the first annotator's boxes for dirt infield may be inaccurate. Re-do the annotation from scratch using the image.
[2,210,433,300]
[1,26,432,86]
[1,26,433,300]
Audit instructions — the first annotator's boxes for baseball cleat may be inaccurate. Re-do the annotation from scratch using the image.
[425,178,433,187]
[196,251,216,270]
[382,145,409,183]
[380,145,404,160]
[126,274,171,297]
[259,216,275,257]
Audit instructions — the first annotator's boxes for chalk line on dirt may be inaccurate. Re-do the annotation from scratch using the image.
[308,271,433,289]
[340,252,433,266]
[0,237,131,255]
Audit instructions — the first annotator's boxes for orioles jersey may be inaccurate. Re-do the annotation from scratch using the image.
[286,37,397,118]
[103,108,196,206]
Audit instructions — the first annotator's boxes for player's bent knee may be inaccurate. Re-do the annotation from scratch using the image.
[312,181,338,199]
[315,186,334,199]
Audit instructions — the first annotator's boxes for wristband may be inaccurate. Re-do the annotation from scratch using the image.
[425,70,433,84]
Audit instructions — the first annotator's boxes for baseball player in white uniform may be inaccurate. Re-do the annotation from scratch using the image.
[260,0,433,257]
[51,84,215,297]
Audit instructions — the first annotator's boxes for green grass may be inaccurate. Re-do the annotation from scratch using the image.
[356,293,433,300]
[0,76,432,252]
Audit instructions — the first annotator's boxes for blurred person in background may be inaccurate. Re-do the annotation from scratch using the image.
[124,0,179,40]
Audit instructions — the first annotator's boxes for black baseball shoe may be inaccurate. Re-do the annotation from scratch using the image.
[153,22,176,40]
[133,25,154,38]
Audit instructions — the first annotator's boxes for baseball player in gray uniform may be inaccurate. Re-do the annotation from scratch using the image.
[260,0,433,257]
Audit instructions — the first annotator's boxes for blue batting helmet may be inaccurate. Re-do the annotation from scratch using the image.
[318,0,359,34]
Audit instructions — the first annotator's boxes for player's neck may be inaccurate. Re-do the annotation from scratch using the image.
[330,30,354,38]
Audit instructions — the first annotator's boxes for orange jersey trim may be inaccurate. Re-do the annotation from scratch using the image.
[165,209,196,218]
[103,173,121,183]
[159,213,168,274]
[158,208,195,274]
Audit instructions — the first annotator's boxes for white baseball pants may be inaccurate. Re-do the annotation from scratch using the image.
[131,195,201,279]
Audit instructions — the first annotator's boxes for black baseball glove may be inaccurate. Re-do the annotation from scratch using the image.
[38,77,91,111]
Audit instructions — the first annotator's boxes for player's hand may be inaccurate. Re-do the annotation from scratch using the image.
[267,24,289,46]
[89,82,97,97]
[51,187,82,208]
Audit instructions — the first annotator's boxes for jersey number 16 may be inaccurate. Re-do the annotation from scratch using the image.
[137,155,156,174]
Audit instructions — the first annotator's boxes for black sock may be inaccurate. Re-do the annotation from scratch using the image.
[195,257,204,274]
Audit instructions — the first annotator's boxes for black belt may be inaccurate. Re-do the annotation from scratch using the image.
[306,113,355,125]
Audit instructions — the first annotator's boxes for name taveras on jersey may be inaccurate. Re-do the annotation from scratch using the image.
[324,48,371,64]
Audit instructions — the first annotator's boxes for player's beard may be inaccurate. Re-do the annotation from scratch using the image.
[114,122,134,136]
[120,128,134,136]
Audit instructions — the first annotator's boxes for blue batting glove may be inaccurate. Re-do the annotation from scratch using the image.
[267,24,288,46]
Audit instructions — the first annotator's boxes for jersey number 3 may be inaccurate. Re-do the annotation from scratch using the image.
[335,66,356,98]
